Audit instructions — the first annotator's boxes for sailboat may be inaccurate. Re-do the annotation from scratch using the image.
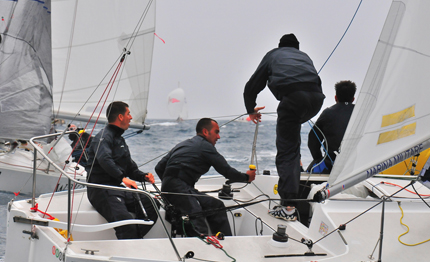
[5,0,430,261]
[0,0,86,195]
[167,87,188,122]
[0,0,154,195]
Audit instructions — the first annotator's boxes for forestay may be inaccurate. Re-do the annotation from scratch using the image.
[0,0,53,140]
[325,0,430,198]
[52,0,155,127]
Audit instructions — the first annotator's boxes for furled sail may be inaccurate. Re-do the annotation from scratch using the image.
[0,0,53,140]
[321,0,430,199]
[52,0,155,128]
[167,88,188,120]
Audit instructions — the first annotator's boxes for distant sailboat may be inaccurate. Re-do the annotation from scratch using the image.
[167,87,188,121]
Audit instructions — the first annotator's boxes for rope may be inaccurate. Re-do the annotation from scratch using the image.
[397,202,430,246]
[318,0,363,74]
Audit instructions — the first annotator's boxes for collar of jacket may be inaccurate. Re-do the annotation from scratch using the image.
[107,124,125,136]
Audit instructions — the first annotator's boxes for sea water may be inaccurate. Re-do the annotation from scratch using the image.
[0,119,313,260]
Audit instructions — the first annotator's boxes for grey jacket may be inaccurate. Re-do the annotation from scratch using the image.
[155,135,248,186]
[244,47,321,113]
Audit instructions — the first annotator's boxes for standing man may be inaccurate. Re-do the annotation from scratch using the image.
[85,101,159,239]
[155,118,256,236]
[308,80,356,173]
[243,33,325,221]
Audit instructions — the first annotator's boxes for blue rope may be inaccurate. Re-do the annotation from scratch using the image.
[318,0,363,74]
[307,121,334,165]
[307,0,363,167]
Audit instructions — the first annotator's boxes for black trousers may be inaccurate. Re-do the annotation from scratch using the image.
[276,90,325,206]
[87,187,159,239]
[162,176,232,237]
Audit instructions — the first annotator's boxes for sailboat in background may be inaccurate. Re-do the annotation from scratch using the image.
[167,87,188,121]
[6,0,430,261]
[0,0,85,195]
[0,0,155,195]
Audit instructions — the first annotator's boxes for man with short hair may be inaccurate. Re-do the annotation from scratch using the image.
[86,101,158,240]
[243,33,325,221]
[307,80,356,173]
[155,118,256,236]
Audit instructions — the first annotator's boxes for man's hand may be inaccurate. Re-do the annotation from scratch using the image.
[145,173,155,184]
[122,177,138,189]
[249,106,265,124]
[246,170,256,182]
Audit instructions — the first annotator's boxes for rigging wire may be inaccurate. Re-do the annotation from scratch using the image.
[54,0,79,119]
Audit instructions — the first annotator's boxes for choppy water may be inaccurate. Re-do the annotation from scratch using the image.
[0,119,313,260]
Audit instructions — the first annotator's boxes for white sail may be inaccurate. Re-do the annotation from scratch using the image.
[167,87,188,120]
[51,0,155,127]
[0,0,53,140]
[324,0,430,198]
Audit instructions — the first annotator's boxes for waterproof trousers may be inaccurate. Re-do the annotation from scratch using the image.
[162,176,232,237]
[276,90,325,207]
[88,187,159,239]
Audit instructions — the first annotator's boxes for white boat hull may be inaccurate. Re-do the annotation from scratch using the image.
[0,148,86,196]
[5,175,430,261]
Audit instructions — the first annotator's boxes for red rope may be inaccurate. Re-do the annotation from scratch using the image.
[381,181,430,196]
[30,203,55,220]
[43,55,127,226]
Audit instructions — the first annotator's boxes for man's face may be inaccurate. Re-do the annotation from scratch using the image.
[204,121,220,146]
[119,107,133,130]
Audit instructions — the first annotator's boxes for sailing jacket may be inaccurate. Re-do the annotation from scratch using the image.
[308,102,355,168]
[244,46,322,114]
[155,135,248,186]
[85,124,147,186]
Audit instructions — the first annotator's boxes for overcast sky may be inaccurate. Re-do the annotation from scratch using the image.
[146,0,392,121]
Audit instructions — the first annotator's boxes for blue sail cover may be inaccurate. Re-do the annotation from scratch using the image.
[0,0,53,140]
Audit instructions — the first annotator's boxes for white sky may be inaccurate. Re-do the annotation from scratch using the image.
[147,0,392,121]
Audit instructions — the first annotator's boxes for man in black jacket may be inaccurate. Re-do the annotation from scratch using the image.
[307,80,356,173]
[85,101,158,239]
[155,118,256,237]
[243,33,325,221]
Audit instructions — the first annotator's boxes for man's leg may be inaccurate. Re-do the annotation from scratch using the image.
[162,177,208,236]
[88,188,139,239]
[276,96,302,208]
[196,193,232,236]
[125,192,160,238]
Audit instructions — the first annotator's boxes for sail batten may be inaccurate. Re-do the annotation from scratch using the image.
[323,0,430,198]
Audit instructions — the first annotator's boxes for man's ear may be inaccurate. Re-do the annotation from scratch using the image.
[118,114,124,122]
[202,128,209,137]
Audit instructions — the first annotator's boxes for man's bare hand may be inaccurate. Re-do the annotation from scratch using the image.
[122,177,138,189]
[249,106,265,124]
[145,173,155,184]
[246,169,256,182]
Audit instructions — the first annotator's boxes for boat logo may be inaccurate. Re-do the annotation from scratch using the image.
[273,184,278,195]
[52,245,63,261]
[319,221,329,236]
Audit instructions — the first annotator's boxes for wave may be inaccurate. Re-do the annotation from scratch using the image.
[149,122,179,126]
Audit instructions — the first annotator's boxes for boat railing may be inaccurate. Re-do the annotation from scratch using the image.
[28,131,182,260]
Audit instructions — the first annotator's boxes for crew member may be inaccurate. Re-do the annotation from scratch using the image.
[155,118,256,236]
[85,101,159,239]
[243,33,325,221]
[308,80,356,173]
